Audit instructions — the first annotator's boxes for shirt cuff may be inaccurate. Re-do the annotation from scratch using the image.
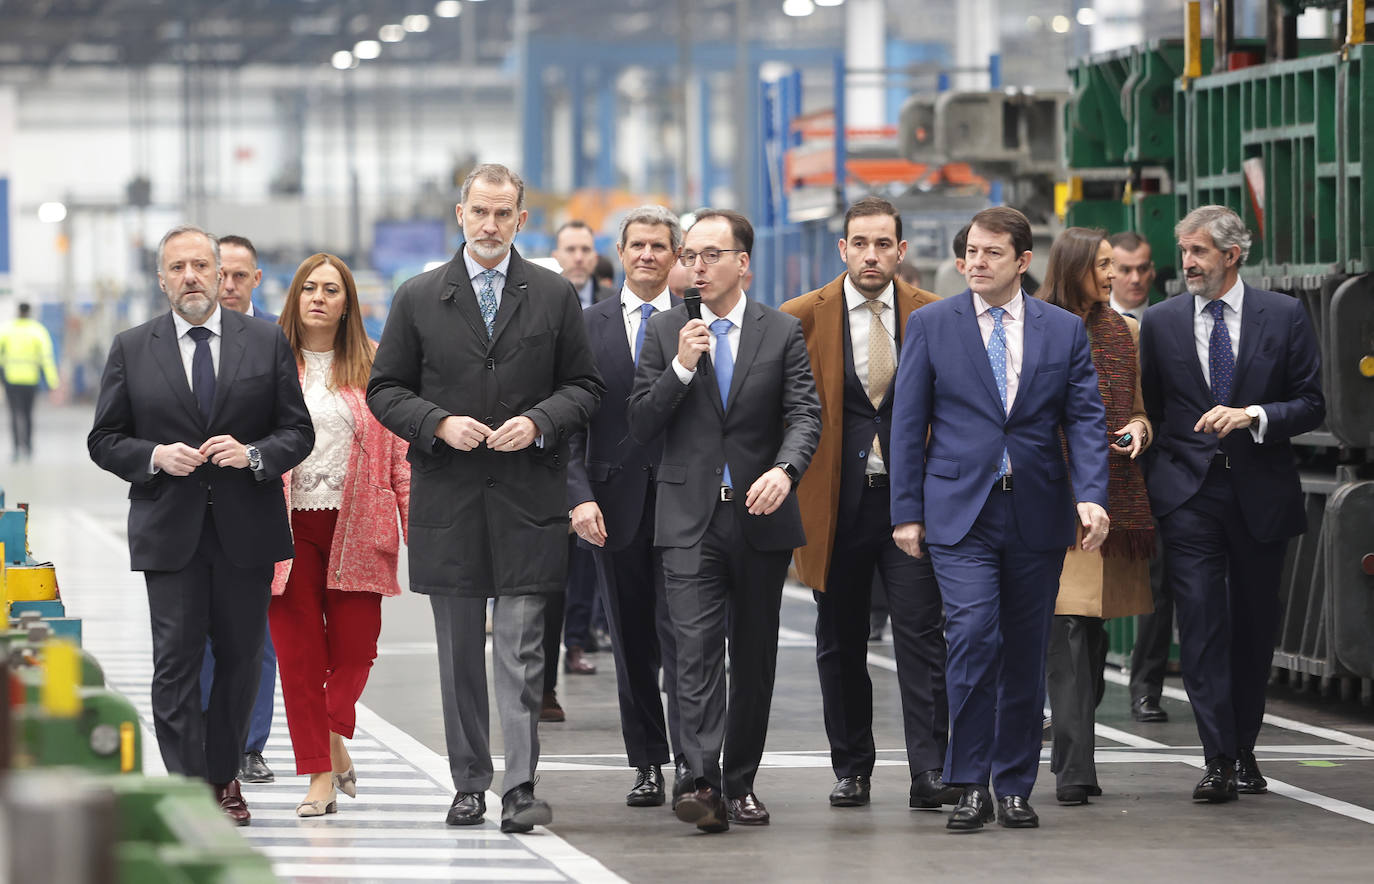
[1246,405,1268,443]
[534,435,545,449]
[671,356,695,385]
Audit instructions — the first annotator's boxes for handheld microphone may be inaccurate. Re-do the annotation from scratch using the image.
[683,287,702,321]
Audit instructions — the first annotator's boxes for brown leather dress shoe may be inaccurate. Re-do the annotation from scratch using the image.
[726,792,770,825]
[214,779,251,826]
[675,785,729,833]
[540,690,565,723]
[564,647,597,675]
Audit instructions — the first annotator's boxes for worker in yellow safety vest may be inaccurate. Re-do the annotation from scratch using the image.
[0,302,60,461]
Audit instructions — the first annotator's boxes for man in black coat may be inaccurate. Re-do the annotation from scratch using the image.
[368,164,604,833]
[567,204,685,808]
[88,225,313,825]
[627,209,821,833]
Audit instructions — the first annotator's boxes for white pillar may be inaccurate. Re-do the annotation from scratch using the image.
[955,0,999,91]
[845,0,886,127]
[1093,0,1145,53]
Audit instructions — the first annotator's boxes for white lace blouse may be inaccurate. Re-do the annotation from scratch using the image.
[292,349,354,511]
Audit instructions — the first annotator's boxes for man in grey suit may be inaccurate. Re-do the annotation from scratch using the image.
[368,163,604,833]
[627,208,821,833]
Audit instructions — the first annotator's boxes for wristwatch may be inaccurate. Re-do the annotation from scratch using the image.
[245,444,262,472]
[775,462,799,487]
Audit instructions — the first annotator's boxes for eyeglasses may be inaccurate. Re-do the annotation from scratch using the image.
[678,249,745,267]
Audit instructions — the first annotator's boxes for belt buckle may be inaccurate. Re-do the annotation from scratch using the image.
[719,486,734,502]
[865,473,889,489]
[1216,454,1230,470]
[997,474,1013,492]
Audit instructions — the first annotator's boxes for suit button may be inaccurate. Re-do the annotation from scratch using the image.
[486,477,496,487]
[485,358,495,370]
[859,451,867,459]
[485,416,497,427]
[874,416,882,423]
[641,465,649,471]
[714,467,723,476]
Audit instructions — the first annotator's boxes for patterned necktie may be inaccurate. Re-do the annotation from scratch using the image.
[987,306,1010,478]
[187,326,215,421]
[634,302,654,364]
[711,317,734,488]
[477,269,499,338]
[864,300,894,465]
[1207,299,1234,405]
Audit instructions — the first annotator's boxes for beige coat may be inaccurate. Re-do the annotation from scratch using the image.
[1054,315,1155,619]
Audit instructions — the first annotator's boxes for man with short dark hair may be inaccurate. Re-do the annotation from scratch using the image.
[782,197,956,812]
[628,208,821,833]
[553,221,614,307]
[1108,231,1156,319]
[1139,205,1323,803]
[889,206,1110,831]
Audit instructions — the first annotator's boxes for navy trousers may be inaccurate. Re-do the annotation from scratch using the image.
[201,628,277,754]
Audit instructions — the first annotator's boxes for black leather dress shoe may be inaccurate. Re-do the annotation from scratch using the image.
[239,750,274,783]
[675,785,728,833]
[1193,757,1239,803]
[501,782,553,833]
[946,785,994,831]
[1131,697,1169,723]
[671,759,694,810]
[1056,785,1089,805]
[829,775,871,807]
[997,795,1039,828]
[446,791,486,826]
[910,768,962,809]
[626,765,665,807]
[726,792,769,825]
[1236,749,1268,794]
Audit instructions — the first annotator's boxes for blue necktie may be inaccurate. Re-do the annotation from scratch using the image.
[1207,299,1234,405]
[187,326,215,422]
[477,269,499,338]
[711,317,734,487]
[987,306,1010,478]
[634,302,654,364]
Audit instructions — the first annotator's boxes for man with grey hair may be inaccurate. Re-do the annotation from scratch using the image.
[88,225,313,825]
[566,204,688,808]
[368,163,604,832]
[1139,204,1324,803]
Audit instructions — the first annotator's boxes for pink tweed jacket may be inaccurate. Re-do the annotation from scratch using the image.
[272,380,410,596]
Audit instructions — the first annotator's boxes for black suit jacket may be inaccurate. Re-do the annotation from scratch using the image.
[1140,284,1324,542]
[367,246,605,596]
[626,298,821,552]
[567,294,680,551]
[87,308,314,572]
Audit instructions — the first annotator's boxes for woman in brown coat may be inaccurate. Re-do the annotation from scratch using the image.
[1037,227,1155,805]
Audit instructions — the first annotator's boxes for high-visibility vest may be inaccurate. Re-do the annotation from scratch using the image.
[0,318,60,388]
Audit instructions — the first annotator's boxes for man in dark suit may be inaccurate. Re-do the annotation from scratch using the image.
[567,204,686,808]
[627,208,821,833]
[889,206,1110,831]
[88,225,313,825]
[1139,205,1324,802]
[781,196,957,812]
[198,233,281,785]
[368,163,603,833]
[554,220,615,308]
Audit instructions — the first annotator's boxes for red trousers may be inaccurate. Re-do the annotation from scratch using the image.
[269,508,382,775]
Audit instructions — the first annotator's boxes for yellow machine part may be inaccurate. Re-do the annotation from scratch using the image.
[5,563,58,603]
[41,640,82,718]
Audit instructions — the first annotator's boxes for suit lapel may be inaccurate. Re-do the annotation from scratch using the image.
[1177,296,1210,399]
[210,313,247,425]
[1008,296,1042,420]
[598,301,635,379]
[812,280,846,420]
[726,300,765,410]
[955,291,1006,415]
[488,249,529,351]
[442,249,495,346]
[1232,285,1267,398]
[150,313,203,425]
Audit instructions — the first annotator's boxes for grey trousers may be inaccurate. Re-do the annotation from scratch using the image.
[1047,614,1108,789]
[430,594,547,796]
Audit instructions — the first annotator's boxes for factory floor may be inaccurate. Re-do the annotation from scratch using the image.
[8,401,1374,883]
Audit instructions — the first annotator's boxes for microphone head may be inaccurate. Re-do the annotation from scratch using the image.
[683,287,701,320]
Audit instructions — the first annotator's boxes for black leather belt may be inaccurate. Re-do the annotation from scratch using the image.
[864,473,889,488]
[992,474,1014,492]
[719,486,734,502]
[1211,453,1231,470]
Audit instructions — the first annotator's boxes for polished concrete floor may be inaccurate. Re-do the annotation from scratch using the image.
[7,401,1374,883]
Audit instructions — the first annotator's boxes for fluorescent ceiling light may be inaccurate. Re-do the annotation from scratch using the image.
[434,1,461,17]
[403,14,431,32]
[353,39,381,60]
[331,50,353,70]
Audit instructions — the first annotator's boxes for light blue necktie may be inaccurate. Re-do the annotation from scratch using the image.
[987,306,1010,479]
[477,269,499,338]
[711,317,734,488]
[1207,299,1234,406]
[634,302,654,364]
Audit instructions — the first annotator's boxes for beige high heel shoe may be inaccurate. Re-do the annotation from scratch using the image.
[332,766,357,799]
[296,781,338,817]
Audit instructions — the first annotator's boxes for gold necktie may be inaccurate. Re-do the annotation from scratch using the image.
[865,299,894,463]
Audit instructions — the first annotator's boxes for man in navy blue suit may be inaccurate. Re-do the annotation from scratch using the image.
[889,206,1110,831]
[199,234,280,784]
[1139,205,1323,803]
[567,205,686,808]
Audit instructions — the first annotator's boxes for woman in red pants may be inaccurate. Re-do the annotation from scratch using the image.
[271,253,410,817]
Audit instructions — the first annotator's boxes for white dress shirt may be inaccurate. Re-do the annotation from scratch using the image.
[172,306,223,385]
[621,287,672,355]
[1194,277,1268,441]
[1109,293,1145,320]
[672,293,746,384]
[972,290,1025,415]
[845,278,897,475]
[463,248,512,310]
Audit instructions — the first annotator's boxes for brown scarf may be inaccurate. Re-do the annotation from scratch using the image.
[1068,305,1155,559]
